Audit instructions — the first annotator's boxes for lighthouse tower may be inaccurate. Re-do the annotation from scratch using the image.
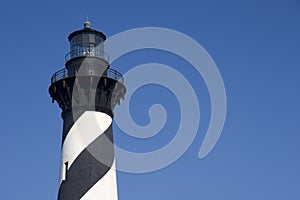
[49,21,126,200]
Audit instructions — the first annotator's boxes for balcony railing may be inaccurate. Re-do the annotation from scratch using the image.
[65,49,109,61]
[50,68,124,84]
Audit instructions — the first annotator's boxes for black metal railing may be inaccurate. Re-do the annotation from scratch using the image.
[51,68,68,84]
[50,68,124,84]
[65,49,109,61]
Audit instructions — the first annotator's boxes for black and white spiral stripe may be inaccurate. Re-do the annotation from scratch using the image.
[58,111,117,200]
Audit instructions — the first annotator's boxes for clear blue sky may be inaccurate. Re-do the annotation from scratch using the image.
[0,0,299,199]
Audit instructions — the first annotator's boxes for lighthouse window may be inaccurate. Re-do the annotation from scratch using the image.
[62,161,68,181]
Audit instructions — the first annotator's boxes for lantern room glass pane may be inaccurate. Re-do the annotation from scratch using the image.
[70,33,104,59]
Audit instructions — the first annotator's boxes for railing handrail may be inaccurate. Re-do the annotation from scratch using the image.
[65,49,109,62]
[50,68,124,84]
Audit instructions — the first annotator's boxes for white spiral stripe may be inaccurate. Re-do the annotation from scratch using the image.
[101,27,226,173]
[113,63,199,173]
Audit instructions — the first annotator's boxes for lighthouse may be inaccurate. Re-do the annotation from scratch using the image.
[49,21,126,199]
